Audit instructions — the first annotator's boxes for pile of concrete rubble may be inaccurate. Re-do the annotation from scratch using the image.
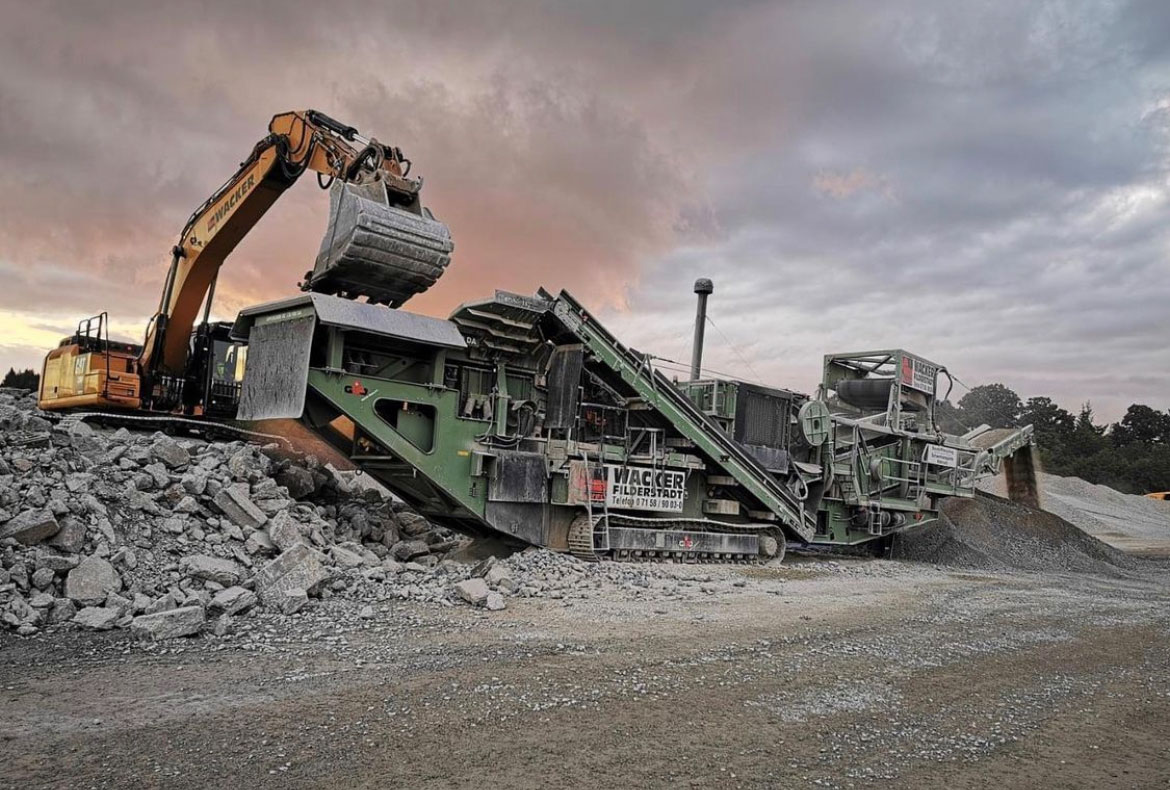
[0,388,540,639]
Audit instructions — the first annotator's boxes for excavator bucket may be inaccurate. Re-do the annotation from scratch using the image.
[308,180,453,306]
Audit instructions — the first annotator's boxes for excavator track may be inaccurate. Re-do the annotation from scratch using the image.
[567,512,785,564]
[46,411,293,448]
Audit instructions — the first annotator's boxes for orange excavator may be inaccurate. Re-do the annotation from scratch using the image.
[37,110,452,418]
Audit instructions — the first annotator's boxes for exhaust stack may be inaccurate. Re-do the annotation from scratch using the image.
[691,278,713,380]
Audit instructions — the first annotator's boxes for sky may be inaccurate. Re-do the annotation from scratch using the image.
[1,0,1168,421]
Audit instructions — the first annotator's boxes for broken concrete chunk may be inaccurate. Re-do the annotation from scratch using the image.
[72,606,121,631]
[253,543,328,608]
[0,509,61,544]
[180,554,246,587]
[398,512,431,537]
[208,586,257,617]
[64,556,121,606]
[151,437,190,469]
[36,550,80,573]
[130,606,205,640]
[267,510,305,552]
[453,577,490,606]
[213,483,267,530]
[244,529,276,556]
[392,539,430,562]
[144,592,178,615]
[48,598,77,624]
[484,563,514,589]
[280,588,309,615]
[275,465,315,499]
[30,567,55,590]
[330,545,365,569]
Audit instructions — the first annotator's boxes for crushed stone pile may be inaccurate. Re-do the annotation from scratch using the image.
[891,492,1141,575]
[979,471,1170,554]
[0,387,533,638]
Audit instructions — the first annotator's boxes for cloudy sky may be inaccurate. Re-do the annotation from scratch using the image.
[2,0,1168,420]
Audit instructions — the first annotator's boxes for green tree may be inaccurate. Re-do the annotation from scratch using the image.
[0,368,38,390]
[957,383,1022,429]
[1019,396,1075,447]
[1111,404,1170,446]
[1065,402,1108,458]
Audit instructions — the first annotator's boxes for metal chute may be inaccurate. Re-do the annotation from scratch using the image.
[307,180,453,306]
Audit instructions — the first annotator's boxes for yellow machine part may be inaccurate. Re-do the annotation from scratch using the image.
[1147,492,1170,501]
[38,344,142,410]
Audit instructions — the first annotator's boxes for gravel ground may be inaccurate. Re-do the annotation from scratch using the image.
[2,555,1168,789]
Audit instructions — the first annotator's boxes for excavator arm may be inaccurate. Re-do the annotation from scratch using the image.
[39,109,452,415]
[143,109,431,378]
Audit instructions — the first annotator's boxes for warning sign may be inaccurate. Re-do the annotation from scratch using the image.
[925,444,959,468]
[603,465,686,512]
[901,355,938,395]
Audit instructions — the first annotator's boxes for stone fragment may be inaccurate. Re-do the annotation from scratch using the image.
[359,605,375,619]
[267,510,304,552]
[0,509,60,544]
[180,554,245,587]
[29,591,55,609]
[275,465,315,499]
[30,567,55,590]
[484,564,513,589]
[253,543,327,608]
[72,606,121,631]
[64,556,121,606]
[48,598,77,624]
[180,470,208,496]
[213,483,267,530]
[397,512,431,537]
[453,578,490,606]
[36,551,80,572]
[151,437,190,469]
[105,591,132,615]
[485,592,507,611]
[143,462,169,488]
[130,606,205,640]
[280,588,309,615]
[208,586,257,616]
[330,545,365,569]
[144,593,177,615]
[392,539,430,561]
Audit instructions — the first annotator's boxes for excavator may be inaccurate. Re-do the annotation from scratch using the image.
[37,109,453,418]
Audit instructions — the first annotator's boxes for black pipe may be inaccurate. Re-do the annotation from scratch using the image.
[691,278,713,380]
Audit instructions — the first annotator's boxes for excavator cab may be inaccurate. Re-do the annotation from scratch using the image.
[186,321,246,418]
[39,313,142,410]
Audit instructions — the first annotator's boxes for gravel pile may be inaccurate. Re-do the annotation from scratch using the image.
[979,471,1170,553]
[891,492,1140,574]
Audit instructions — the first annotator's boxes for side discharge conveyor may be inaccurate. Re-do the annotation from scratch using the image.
[232,289,1038,562]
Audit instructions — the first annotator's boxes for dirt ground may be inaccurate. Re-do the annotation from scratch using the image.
[3,557,1169,789]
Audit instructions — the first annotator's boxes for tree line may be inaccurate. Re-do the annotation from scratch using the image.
[936,383,1170,495]
[1,368,38,390]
